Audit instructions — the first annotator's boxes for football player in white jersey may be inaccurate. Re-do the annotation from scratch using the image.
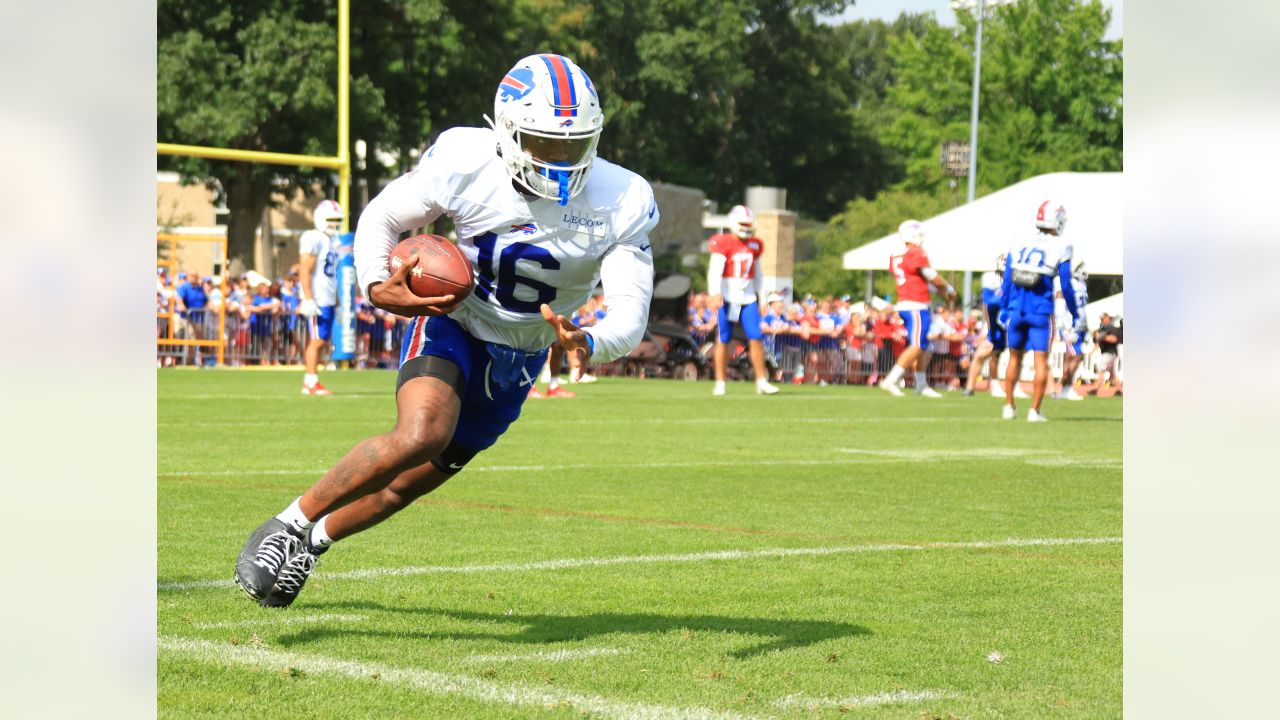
[235,54,659,607]
[1054,260,1089,400]
[297,199,344,395]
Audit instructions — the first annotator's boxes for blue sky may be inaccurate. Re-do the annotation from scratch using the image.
[822,0,1123,40]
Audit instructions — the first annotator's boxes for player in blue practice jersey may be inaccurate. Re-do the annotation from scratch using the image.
[235,54,658,608]
[999,199,1080,422]
[964,254,1008,397]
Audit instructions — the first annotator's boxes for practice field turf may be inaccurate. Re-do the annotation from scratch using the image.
[158,370,1121,719]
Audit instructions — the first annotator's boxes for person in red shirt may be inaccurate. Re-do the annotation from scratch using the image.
[707,205,779,396]
[879,219,955,397]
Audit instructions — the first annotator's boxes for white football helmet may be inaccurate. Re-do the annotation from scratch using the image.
[1034,199,1067,234]
[898,219,925,246]
[487,53,604,205]
[1073,260,1088,283]
[727,205,755,239]
[313,199,343,232]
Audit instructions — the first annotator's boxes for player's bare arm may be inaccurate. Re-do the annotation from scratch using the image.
[367,254,460,317]
[541,303,591,364]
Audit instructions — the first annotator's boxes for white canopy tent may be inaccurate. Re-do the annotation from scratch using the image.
[1084,292,1123,330]
[841,172,1123,275]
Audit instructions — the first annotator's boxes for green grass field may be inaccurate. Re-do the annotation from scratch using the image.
[158,369,1121,719]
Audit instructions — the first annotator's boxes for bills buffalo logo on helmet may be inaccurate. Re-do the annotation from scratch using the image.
[498,68,536,103]
[509,223,537,235]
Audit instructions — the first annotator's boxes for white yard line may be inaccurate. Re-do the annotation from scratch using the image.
[193,613,368,630]
[159,636,760,720]
[461,647,629,664]
[158,416,968,428]
[776,689,957,708]
[159,450,1119,478]
[159,536,1120,591]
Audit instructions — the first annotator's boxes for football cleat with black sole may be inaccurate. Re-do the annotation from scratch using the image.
[260,544,326,608]
[234,518,303,601]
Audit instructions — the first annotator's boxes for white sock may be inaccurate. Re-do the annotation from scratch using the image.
[308,516,333,551]
[275,497,314,534]
[304,373,319,387]
[884,365,905,385]
[915,371,928,389]
[756,377,771,388]
[548,377,560,390]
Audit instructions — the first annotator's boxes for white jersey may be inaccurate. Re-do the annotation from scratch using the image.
[299,229,341,307]
[354,127,658,363]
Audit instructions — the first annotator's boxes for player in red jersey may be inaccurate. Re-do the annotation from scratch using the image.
[879,220,955,397]
[707,205,779,395]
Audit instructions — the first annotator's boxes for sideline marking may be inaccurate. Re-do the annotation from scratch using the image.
[461,647,629,664]
[193,613,368,630]
[159,536,1121,591]
[776,689,957,708]
[159,636,760,720]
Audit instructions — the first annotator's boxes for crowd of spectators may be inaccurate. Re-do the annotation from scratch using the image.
[683,291,1122,391]
[158,265,416,369]
[156,270,1119,391]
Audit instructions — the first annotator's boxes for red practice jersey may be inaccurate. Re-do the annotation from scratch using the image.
[709,233,764,304]
[890,245,933,306]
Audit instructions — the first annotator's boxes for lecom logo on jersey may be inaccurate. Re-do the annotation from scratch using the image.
[562,213,605,230]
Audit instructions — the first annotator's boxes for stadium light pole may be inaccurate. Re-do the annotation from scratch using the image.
[951,0,1015,308]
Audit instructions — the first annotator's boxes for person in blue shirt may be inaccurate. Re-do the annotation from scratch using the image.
[964,254,1013,398]
[278,274,301,363]
[248,280,281,365]
[760,295,788,378]
[175,271,208,365]
[999,200,1080,422]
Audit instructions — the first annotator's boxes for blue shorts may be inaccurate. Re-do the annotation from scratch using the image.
[1007,311,1054,353]
[308,305,336,342]
[399,313,547,468]
[984,303,1006,351]
[898,308,930,349]
[717,302,763,343]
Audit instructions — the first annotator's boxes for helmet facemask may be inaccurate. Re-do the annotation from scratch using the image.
[727,205,755,239]
[313,200,343,233]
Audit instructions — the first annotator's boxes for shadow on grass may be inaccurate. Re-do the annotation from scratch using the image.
[277,602,871,658]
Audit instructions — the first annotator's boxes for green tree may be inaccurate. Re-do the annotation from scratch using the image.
[158,1,371,268]
[883,0,1122,195]
[794,188,954,298]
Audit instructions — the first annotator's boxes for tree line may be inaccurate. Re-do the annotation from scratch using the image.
[158,0,1121,286]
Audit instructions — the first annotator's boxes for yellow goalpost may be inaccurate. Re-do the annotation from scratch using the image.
[157,0,351,232]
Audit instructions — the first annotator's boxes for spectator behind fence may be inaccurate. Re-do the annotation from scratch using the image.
[249,280,281,365]
[871,307,899,385]
[1091,312,1123,395]
[687,292,716,349]
[761,295,788,382]
[176,271,209,365]
[279,274,302,365]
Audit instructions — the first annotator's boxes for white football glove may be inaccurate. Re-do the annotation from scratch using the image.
[298,298,319,317]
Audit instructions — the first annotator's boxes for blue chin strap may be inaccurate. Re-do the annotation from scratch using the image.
[538,163,572,206]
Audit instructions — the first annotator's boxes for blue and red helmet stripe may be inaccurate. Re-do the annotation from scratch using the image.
[539,54,578,117]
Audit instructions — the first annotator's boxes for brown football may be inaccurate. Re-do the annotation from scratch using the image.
[387,234,475,301]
